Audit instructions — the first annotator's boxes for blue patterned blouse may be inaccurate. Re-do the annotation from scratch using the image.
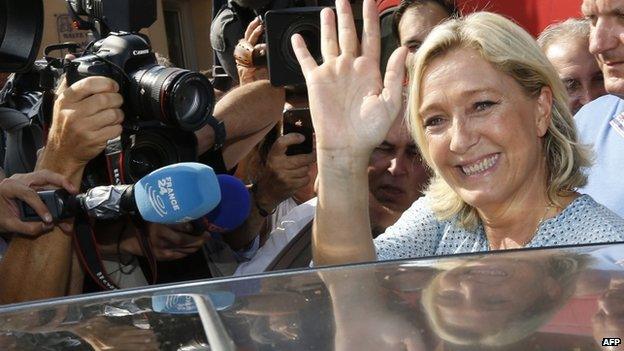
[374,194,624,261]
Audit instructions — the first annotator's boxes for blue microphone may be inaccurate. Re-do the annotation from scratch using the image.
[79,162,222,224]
[134,163,221,223]
[192,175,251,233]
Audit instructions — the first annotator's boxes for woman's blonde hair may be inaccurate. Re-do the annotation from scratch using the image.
[407,11,591,229]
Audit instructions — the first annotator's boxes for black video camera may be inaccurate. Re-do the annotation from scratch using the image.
[0,0,44,73]
[264,1,362,87]
[65,0,216,186]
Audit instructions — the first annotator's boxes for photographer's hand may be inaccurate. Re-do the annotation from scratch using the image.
[0,170,81,303]
[41,76,123,179]
[236,17,269,85]
[0,170,77,236]
[222,133,315,250]
[291,0,407,265]
[255,133,316,211]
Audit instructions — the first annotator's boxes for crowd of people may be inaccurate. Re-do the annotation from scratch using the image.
[0,0,622,310]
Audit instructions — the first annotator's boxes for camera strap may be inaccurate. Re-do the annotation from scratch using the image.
[73,213,159,290]
[130,217,159,284]
[73,212,120,290]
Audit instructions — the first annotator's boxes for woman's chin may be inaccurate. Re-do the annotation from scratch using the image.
[455,189,502,211]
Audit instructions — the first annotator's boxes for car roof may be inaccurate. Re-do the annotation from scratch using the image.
[1,241,622,350]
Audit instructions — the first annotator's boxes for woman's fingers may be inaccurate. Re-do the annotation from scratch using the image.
[381,46,409,113]
[336,0,359,56]
[361,0,381,62]
[320,8,339,59]
[291,34,319,78]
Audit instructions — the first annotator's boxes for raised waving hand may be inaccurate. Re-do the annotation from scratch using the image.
[291,0,407,159]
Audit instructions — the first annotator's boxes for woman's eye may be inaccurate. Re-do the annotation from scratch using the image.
[474,100,498,112]
[424,117,444,128]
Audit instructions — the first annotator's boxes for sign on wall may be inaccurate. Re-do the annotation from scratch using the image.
[55,13,92,49]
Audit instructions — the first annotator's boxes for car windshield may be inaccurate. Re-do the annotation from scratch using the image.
[0,242,622,350]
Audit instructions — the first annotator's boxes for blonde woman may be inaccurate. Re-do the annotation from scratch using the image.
[291,0,624,266]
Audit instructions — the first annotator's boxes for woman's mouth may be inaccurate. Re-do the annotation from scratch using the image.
[460,153,500,176]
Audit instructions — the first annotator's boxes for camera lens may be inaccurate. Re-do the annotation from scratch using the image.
[124,133,179,182]
[172,78,206,127]
[282,20,322,73]
[132,66,215,131]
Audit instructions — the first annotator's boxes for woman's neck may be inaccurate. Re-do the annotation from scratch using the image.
[479,191,578,250]
[475,152,576,250]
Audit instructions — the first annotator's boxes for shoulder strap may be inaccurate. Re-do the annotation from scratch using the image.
[0,107,30,132]
[0,107,43,176]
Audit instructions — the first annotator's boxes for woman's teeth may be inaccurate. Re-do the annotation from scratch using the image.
[461,154,499,176]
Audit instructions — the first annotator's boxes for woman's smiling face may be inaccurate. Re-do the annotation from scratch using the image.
[418,47,552,210]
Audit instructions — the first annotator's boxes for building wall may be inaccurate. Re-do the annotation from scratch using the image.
[40,0,212,70]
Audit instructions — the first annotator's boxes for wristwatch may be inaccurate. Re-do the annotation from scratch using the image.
[206,115,226,151]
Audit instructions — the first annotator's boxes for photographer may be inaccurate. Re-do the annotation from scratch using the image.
[0,0,129,302]
[96,79,285,285]
[0,75,124,303]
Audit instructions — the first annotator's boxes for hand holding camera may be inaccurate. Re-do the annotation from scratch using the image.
[43,76,124,175]
[0,170,77,236]
[255,133,316,211]
[236,17,269,85]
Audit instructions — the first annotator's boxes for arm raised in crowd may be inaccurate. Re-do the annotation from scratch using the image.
[0,76,124,303]
[224,133,316,250]
[292,0,407,265]
[195,80,285,170]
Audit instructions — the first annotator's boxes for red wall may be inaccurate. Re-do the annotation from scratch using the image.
[458,0,584,36]
[377,0,585,37]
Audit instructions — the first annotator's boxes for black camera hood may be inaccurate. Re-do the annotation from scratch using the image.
[0,0,44,73]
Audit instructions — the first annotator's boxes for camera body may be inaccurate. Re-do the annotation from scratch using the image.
[265,7,324,87]
[264,2,362,87]
[65,0,216,187]
[66,33,214,133]
[66,32,215,187]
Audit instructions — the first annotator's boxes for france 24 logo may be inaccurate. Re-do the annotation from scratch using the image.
[602,338,622,347]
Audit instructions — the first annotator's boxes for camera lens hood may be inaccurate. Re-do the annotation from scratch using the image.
[0,0,44,73]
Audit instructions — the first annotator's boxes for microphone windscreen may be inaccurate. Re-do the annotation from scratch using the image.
[195,175,251,233]
[134,163,221,224]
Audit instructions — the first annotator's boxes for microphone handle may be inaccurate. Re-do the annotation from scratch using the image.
[77,184,136,220]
